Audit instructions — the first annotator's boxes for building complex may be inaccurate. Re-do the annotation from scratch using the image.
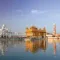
[25,26,46,38]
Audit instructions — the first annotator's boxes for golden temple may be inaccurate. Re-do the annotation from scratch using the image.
[25,26,46,37]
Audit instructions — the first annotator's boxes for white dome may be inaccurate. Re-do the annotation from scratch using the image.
[2,24,6,29]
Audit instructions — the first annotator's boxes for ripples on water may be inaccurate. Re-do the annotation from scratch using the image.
[0,37,60,60]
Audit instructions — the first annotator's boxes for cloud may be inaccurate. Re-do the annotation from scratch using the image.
[31,9,48,14]
[31,10,38,13]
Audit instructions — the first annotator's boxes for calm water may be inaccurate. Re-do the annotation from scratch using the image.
[0,38,60,60]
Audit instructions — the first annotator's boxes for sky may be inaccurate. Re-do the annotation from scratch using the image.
[0,0,60,33]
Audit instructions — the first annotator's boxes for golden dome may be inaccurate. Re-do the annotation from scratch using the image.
[30,26,37,29]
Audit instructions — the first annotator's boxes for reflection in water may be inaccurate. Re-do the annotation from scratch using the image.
[48,38,58,55]
[0,38,24,55]
[25,37,58,55]
[0,40,8,55]
[25,38,47,53]
[0,37,59,56]
[53,41,56,55]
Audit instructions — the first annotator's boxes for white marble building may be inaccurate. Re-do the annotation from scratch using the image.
[0,24,12,38]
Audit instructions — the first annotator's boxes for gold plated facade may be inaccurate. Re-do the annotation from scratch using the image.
[25,26,46,37]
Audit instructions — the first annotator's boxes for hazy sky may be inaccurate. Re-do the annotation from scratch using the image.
[0,0,60,33]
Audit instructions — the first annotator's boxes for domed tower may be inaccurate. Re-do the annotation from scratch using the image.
[2,24,6,29]
[53,24,56,36]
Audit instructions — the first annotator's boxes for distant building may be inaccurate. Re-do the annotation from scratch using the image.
[53,24,56,36]
[52,24,60,37]
[46,24,57,37]
[0,24,12,38]
[25,26,46,37]
[46,34,53,37]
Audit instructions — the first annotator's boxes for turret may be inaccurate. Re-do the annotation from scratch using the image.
[53,23,56,36]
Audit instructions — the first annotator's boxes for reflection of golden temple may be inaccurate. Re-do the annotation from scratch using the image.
[25,39,47,53]
[25,26,46,37]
